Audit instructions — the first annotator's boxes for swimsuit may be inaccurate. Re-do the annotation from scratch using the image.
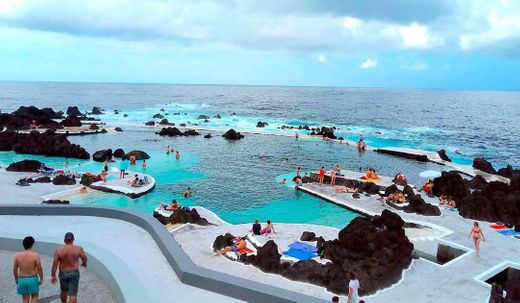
[59,270,80,296]
[17,275,39,295]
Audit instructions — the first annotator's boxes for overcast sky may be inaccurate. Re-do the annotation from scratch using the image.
[0,0,518,89]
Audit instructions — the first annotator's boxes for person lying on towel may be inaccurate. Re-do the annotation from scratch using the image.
[215,237,247,256]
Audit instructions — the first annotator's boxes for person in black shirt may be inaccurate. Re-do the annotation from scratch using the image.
[251,219,262,235]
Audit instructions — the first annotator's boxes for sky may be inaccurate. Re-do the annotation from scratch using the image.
[0,0,518,90]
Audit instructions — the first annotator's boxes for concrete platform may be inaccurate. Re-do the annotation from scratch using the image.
[90,171,155,198]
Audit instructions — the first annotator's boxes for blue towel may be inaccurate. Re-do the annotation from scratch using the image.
[288,242,318,253]
[283,248,317,260]
[498,229,519,236]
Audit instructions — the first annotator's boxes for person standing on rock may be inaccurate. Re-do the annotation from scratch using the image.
[330,168,337,186]
[469,221,485,256]
[51,232,87,303]
[347,271,360,303]
[13,236,43,303]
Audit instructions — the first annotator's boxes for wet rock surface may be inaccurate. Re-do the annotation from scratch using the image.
[437,149,451,162]
[6,160,43,172]
[222,129,244,140]
[52,175,76,185]
[92,149,113,162]
[154,207,210,226]
[0,106,63,130]
[124,150,150,160]
[61,115,82,127]
[158,127,200,136]
[473,157,496,174]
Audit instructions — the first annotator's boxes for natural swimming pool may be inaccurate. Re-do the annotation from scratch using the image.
[0,124,450,229]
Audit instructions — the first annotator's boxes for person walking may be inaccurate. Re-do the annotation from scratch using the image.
[469,221,485,256]
[13,236,43,303]
[51,232,87,303]
[347,271,361,303]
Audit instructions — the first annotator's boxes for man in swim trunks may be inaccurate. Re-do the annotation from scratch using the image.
[215,237,247,256]
[51,232,87,303]
[13,236,43,303]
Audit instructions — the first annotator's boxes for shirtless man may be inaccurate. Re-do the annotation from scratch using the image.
[51,232,87,303]
[13,236,43,303]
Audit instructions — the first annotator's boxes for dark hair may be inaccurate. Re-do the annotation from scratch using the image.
[23,236,35,250]
[349,271,356,279]
[267,219,272,224]
[474,222,479,227]
[332,296,339,302]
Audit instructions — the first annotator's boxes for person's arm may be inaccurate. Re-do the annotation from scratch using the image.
[272,224,276,234]
[79,247,87,267]
[468,229,473,239]
[36,255,43,286]
[12,257,18,284]
[347,286,353,303]
[51,250,59,284]
[481,230,485,241]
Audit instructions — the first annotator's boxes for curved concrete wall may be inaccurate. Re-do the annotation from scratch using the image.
[0,205,328,303]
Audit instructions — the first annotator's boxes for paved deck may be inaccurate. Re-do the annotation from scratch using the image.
[0,215,244,303]
[0,249,115,303]
[90,171,155,198]
[297,182,520,303]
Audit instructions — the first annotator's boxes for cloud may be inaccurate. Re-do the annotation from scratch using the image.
[360,58,377,69]
[398,23,443,49]
[317,54,328,63]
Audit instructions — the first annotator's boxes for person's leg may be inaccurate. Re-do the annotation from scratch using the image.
[70,296,77,303]
[30,293,39,303]
[60,292,67,303]
[475,238,481,256]
[22,294,30,303]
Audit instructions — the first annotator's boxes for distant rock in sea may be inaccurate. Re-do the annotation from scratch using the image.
[222,129,244,140]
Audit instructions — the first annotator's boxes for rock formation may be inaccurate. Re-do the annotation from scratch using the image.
[154,207,210,226]
[52,175,76,185]
[432,171,470,201]
[256,121,268,128]
[61,115,82,127]
[437,149,451,162]
[204,133,212,138]
[197,115,209,120]
[124,150,150,160]
[158,127,200,137]
[145,121,155,126]
[310,127,337,139]
[214,210,413,296]
[80,174,101,186]
[403,195,441,216]
[66,106,83,117]
[0,106,63,130]
[153,113,164,119]
[92,149,113,162]
[91,107,103,115]
[114,127,123,132]
[6,160,43,172]
[0,130,90,159]
[473,157,496,174]
[222,129,244,140]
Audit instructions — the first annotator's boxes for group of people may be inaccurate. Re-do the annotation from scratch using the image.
[360,168,379,180]
[165,146,181,159]
[157,187,193,211]
[357,134,367,151]
[12,233,87,303]
[318,165,343,185]
[130,174,149,187]
[250,219,276,236]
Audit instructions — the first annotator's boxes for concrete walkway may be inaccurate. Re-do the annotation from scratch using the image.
[298,182,520,303]
[0,215,243,303]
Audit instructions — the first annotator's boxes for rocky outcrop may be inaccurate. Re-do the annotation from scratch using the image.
[310,127,336,139]
[153,113,164,119]
[145,121,155,126]
[114,127,123,132]
[52,175,76,185]
[159,119,171,125]
[403,195,441,216]
[358,182,380,194]
[91,107,103,115]
[124,150,150,160]
[92,149,112,162]
[0,130,90,159]
[468,175,487,190]
[154,207,210,226]
[432,171,470,201]
[384,184,399,196]
[113,148,125,158]
[42,199,70,204]
[89,124,99,130]
[458,175,520,225]
[256,121,268,128]
[158,127,200,137]
[473,157,496,174]
[0,106,63,130]
[197,115,209,120]
[216,210,413,296]
[204,133,212,138]
[61,115,82,127]
[66,106,83,117]
[300,231,316,241]
[80,174,101,186]
[222,129,244,140]
[437,149,451,162]
[497,165,520,179]
[6,160,43,172]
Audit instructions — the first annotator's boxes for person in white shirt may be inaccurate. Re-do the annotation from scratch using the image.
[347,271,360,303]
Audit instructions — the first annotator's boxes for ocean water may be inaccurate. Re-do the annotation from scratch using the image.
[0,82,518,228]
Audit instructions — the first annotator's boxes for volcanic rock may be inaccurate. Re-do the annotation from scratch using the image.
[114,127,123,132]
[153,113,164,119]
[6,160,43,172]
[124,150,150,160]
[313,127,337,139]
[123,114,128,117]
[432,171,470,201]
[159,119,170,125]
[204,133,212,138]
[384,184,399,196]
[473,157,496,174]
[215,114,221,119]
[0,106,63,130]
[89,124,99,130]
[113,148,125,158]
[256,121,268,128]
[403,195,441,216]
[154,207,210,226]
[145,121,155,126]
[300,231,316,241]
[80,174,100,186]
[92,149,112,162]
[66,106,83,117]
[436,149,451,162]
[222,129,244,140]
[61,115,82,127]
[159,127,182,136]
[52,175,76,185]
[91,107,103,115]
[468,175,487,190]
[33,176,51,183]
[358,182,379,195]
[403,185,415,198]
[198,115,210,120]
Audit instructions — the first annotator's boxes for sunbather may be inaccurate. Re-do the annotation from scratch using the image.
[336,186,358,193]
[261,219,276,236]
[215,237,247,256]
[387,191,406,204]
[130,174,140,187]
[361,168,379,180]
[159,199,179,211]
[440,194,456,208]
[79,186,87,193]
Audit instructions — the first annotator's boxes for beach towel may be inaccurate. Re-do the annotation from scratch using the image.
[288,242,318,253]
[489,224,506,230]
[236,247,254,256]
[283,248,317,261]
[497,229,519,236]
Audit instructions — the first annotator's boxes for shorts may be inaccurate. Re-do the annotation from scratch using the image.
[232,245,238,252]
[351,294,358,303]
[59,270,80,296]
[17,275,39,295]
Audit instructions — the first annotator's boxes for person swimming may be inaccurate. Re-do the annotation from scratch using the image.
[165,146,171,154]
[281,178,286,185]
[176,151,180,159]
[183,187,193,198]
[142,159,147,170]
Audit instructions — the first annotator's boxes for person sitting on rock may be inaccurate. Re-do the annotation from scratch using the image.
[393,173,407,186]
[335,165,344,176]
[361,168,379,180]
[130,174,140,187]
[440,194,456,208]
[293,176,303,186]
[419,179,434,193]
[261,219,276,236]
[159,199,179,211]
[387,191,406,204]
[250,219,262,236]
[30,120,38,129]
[215,237,247,256]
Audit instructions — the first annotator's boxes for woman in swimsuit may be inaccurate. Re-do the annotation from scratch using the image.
[330,168,337,186]
[319,166,325,184]
[468,222,485,256]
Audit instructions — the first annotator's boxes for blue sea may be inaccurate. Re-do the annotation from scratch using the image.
[0,82,518,228]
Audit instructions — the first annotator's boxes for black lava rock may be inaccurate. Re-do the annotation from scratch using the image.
[222,129,244,140]
[52,175,76,185]
[437,149,451,162]
[6,160,43,172]
[473,157,496,174]
[92,149,112,162]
